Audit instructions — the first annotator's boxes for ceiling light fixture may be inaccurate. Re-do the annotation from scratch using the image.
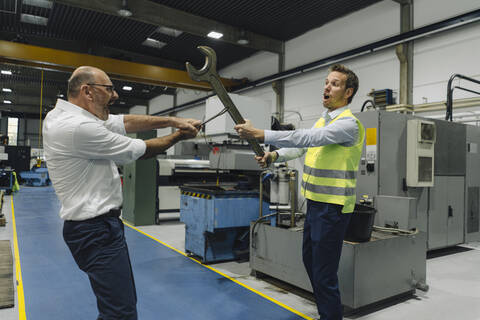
[207,31,223,39]
[156,26,182,37]
[237,30,249,45]
[142,37,166,49]
[22,0,53,9]
[20,13,48,26]
[117,0,132,17]
[1,70,12,75]
[122,86,133,91]
[3,100,12,104]
[2,88,12,93]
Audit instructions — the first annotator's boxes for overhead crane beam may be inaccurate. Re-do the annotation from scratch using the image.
[0,40,240,91]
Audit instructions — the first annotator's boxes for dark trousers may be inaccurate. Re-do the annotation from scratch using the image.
[63,213,138,320]
[303,200,351,320]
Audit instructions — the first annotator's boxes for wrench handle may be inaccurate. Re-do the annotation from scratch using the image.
[209,76,265,157]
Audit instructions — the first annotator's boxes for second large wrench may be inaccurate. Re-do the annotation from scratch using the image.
[186,46,264,157]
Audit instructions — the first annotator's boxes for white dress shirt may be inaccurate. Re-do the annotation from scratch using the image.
[264,106,358,162]
[43,99,146,221]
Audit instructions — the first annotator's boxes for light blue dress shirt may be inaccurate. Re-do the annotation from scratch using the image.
[263,106,359,162]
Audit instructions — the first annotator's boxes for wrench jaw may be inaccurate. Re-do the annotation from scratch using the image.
[185,46,218,82]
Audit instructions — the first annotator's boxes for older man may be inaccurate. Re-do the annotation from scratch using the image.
[43,66,200,320]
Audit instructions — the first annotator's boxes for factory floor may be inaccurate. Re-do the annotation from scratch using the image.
[1,186,480,320]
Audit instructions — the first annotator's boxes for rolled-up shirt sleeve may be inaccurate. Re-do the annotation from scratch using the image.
[276,147,307,162]
[73,121,146,164]
[104,114,126,135]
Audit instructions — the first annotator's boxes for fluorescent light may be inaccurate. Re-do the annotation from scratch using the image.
[122,86,133,91]
[20,13,48,26]
[207,31,223,39]
[117,8,132,17]
[119,101,126,105]
[142,37,166,49]
[22,0,53,9]
[156,26,182,37]
[2,88,12,93]
[1,70,12,75]
[3,100,12,104]
[117,0,132,17]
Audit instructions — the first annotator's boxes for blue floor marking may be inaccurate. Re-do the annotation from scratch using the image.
[14,186,307,320]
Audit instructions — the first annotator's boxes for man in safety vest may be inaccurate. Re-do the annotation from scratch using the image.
[234,64,365,320]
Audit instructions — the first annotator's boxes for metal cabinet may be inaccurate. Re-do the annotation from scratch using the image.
[428,176,464,249]
[122,131,157,226]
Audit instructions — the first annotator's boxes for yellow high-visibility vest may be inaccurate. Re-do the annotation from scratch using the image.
[301,109,365,213]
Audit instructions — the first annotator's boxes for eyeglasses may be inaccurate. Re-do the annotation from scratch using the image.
[87,83,115,93]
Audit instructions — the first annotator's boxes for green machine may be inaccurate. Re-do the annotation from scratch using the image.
[122,130,157,226]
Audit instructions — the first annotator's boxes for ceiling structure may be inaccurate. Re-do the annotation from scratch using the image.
[0,0,382,118]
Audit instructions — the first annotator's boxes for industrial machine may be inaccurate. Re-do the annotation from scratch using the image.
[180,186,269,263]
[18,167,49,187]
[175,93,271,263]
[355,110,480,249]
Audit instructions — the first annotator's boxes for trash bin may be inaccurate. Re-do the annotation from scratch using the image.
[344,203,376,242]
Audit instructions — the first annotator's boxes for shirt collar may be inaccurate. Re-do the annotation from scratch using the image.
[322,106,348,121]
[55,99,103,122]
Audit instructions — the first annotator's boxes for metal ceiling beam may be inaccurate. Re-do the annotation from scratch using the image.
[0,40,240,91]
[54,0,283,53]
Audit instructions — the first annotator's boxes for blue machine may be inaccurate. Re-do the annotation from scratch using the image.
[19,167,50,187]
[180,186,269,263]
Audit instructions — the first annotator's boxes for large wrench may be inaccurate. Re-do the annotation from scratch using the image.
[186,46,265,157]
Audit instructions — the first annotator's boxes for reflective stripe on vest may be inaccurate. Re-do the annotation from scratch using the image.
[301,180,356,196]
[303,164,357,180]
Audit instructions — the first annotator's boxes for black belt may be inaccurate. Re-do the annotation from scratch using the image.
[93,208,122,220]
[104,208,122,218]
[65,208,122,222]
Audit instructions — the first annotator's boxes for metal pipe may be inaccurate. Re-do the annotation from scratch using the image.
[259,171,268,218]
[446,74,480,121]
[289,170,297,228]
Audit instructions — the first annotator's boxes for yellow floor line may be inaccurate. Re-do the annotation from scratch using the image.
[11,196,27,320]
[124,221,314,320]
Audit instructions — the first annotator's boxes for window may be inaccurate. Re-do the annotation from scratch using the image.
[7,117,18,146]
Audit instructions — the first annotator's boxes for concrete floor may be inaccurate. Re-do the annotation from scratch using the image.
[2,196,480,320]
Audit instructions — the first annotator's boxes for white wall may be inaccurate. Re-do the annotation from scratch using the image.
[149,95,174,115]
[129,105,147,115]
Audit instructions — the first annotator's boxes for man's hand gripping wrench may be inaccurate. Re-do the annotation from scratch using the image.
[186,46,265,157]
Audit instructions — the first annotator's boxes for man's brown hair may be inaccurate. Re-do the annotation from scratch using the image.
[328,64,359,104]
